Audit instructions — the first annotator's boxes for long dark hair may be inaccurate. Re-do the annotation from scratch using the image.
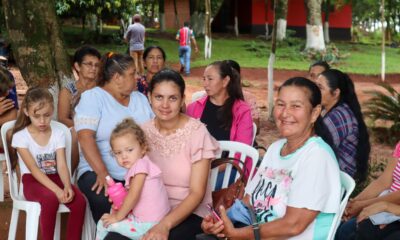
[98,52,134,86]
[278,77,336,155]
[208,60,244,130]
[10,87,54,169]
[320,69,370,182]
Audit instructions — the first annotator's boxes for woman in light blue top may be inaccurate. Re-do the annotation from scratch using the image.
[74,52,154,223]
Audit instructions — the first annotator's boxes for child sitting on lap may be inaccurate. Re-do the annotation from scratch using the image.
[96,118,170,240]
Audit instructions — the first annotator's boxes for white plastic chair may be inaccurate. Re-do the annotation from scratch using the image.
[1,120,95,240]
[326,171,356,240]
[0,153,5,201]
[210,140,259,191]
[191,90,206,102]
[252,122,257,145]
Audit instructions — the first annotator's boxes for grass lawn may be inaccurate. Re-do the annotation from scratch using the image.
[63,25,400,75]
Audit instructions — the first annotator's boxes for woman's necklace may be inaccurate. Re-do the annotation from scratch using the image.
[281,137,311,156]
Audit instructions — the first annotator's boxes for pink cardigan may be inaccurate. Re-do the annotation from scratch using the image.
[186,96,253,145]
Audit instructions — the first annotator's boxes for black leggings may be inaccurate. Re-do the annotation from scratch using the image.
[105,214,203,240]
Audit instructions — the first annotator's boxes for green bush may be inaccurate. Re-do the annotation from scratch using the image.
[364,82,400,144]
[301,43,349,64]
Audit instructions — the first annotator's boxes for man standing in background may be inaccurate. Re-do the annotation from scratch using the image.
[176,22,198,76]
[124,14,145,75]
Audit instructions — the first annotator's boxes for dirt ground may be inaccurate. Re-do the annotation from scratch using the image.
[1,66,400,239]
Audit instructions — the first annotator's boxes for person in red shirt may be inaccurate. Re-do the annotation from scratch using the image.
[176,22,198,76]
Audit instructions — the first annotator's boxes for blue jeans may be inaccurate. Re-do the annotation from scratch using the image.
[335,217,357,240]
[178,45,191,74]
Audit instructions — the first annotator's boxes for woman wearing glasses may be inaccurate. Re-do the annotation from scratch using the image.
[58,45,101,128]
[57,45,102,173]
[73,52,154,223]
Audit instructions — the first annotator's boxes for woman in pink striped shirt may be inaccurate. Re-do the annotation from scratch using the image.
[336,141,400,240]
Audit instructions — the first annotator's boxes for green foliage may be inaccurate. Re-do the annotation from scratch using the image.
[301,43,349,64]
[364,83,400,141]
[243,41,269,58]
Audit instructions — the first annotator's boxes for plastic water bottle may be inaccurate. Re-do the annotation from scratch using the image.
[105,176,127,210]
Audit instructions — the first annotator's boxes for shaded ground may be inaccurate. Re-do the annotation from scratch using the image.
[1,66,399,239]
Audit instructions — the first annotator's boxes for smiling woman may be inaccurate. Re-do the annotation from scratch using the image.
[201,77,341,240]
[104,69,220,240]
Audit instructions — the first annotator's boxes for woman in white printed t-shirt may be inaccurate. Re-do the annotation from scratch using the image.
[201,77,341,240]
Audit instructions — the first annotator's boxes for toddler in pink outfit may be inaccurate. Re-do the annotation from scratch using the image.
[96,118,170,240]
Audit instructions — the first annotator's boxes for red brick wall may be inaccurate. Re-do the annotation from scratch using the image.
[164,0,191,29]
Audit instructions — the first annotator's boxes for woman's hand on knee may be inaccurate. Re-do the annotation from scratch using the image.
[91,172,108,195]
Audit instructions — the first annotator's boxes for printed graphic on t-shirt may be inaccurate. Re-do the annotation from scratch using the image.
[251,167,293,223]
[36,152,57,174]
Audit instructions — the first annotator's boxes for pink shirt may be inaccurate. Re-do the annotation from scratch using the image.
[141,118,219,218]
[124,155,170,222]
[390,142,400,192]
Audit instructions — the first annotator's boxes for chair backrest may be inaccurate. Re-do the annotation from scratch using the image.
[252,122,257,145]
[326,171,355,240]
[210,140,259,191]
[191,90,206,102]
[1,120,72,202]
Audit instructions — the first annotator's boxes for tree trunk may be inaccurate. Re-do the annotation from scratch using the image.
[2,0,72,117]
[276,0,288,41]
[234,0,239,37]
[173,0,180,28]
[267,0,278,120]
[381,0,386,81]
[205,0,212,59]
[305,0,325,50]
[323,0,330,43]
[265,0,269,40]
[159,0,165,32]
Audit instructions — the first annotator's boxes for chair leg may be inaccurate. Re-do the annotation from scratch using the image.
[8,208,19,240]
[54,213,61,240]
[82,203,96,240]
[25,207,40,240]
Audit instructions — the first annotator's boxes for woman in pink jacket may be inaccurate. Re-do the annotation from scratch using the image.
[186,60,253,177]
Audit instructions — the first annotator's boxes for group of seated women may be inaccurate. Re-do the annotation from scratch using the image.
[7,42,398,240]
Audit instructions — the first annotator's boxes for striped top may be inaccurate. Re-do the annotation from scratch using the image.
[176,27,194,46]
[390,142,400,192]
[323,103,359,177]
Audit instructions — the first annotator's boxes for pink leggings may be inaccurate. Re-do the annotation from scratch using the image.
[22,174,86,240]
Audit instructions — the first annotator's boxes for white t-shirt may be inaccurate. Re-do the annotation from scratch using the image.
[12,126,65,175]
[245,136,341,240]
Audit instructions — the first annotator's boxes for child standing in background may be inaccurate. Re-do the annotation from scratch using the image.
[96,118,170,240]
[11,87,86,240]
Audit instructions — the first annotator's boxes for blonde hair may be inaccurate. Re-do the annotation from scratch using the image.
[110,118,148,153]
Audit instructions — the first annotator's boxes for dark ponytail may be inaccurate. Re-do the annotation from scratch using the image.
[279,77,337,155]
[98,52,134,86]
[320,69,370,182]
[208,60,244,130]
